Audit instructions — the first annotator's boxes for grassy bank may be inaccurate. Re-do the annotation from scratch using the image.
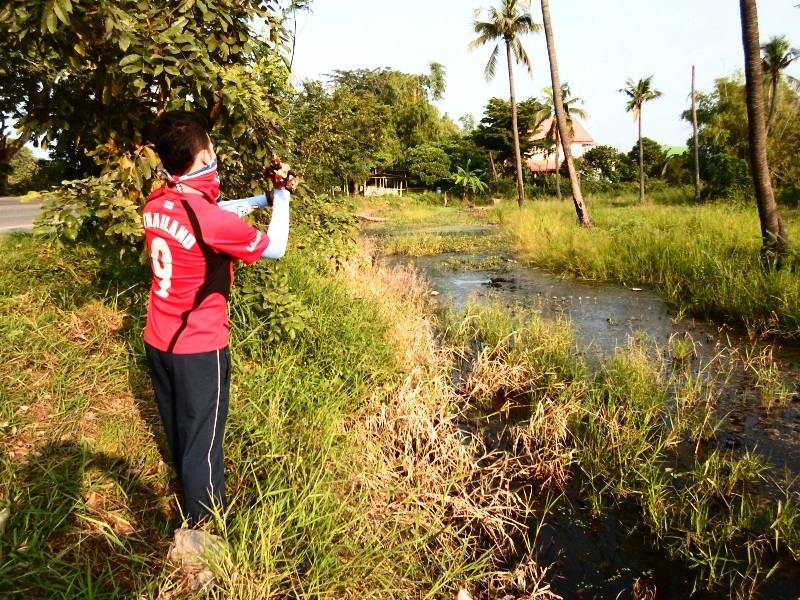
[497,196,800,338]
[443,301,800,597]
[0,196,540,598]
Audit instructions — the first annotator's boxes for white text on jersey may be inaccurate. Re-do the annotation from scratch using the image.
[143,212,197,250]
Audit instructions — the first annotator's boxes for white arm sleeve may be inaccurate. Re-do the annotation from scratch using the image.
[218,194,268,218]
[261,188,291,260]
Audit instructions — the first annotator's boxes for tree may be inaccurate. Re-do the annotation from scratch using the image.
[451,160,489,202]
[533,84,587,202]
[1,0,291,251]
[330,64,454,150]
[761,35,799,137]
[290,64,456,191]
[472,96,542,176]
[406,144,451,187]
[290,80,401,191]
[620,76,662,202]
[626,137,667,179]
[0,37,49,194]
[739,0,787,260]
[582,145,635,184]
[459,114,477,133]
[470,0,540,207]
[539,0,590,225]
[434,137,490,181]
[688,74,800,199]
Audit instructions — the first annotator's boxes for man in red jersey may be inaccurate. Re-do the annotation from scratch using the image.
[143,111,293,528]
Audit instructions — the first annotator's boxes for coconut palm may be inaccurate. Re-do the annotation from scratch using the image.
[761,35,799,136]
[534,83,587,202]
[470,0,540,207]
[539,0,591,225]
[620,76,662,202]
[740,0,787,261]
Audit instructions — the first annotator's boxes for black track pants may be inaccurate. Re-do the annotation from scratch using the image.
[145,343,230,525]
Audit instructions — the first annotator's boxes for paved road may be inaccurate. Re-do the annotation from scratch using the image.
[0,196,42,233]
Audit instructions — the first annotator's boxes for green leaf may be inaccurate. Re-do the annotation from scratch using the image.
[143,147,159,169]
[119,34,131,51]
[42,9,57,34]
[119,54,141,67]
[121,64,141,74]
[53,1,70,25]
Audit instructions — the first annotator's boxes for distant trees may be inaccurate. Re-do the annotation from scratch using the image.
[406,144,451,187]
[627,137,667,179]
[470,0,540,207]
[760,35,799,136]
[582,146,635,184]
[620,76,663,202]
[291,80,401,193]
[291,65,457,192]
[472,97,542,173]
[739,0,787,260]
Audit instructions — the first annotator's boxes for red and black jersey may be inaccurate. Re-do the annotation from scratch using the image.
[143,187,270,354]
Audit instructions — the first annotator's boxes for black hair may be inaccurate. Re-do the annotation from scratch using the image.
[152,111,211,176]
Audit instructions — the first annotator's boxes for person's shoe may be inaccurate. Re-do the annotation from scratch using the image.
[169,528,227,592]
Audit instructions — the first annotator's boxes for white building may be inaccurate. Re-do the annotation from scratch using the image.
[527,117,596,174]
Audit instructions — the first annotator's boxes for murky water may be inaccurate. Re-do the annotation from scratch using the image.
[387,250,800,475]
[373,225,800,599]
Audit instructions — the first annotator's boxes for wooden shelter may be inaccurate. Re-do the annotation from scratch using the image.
[364,172,407,197]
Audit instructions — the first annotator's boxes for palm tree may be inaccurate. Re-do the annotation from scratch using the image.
[740,0,787,262]
[539,0,591,226]
[534,84,587,202]
[761,35,799,136]
[620,76,662,202]
[470,0,540,208]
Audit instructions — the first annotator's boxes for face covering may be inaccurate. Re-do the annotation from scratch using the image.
[161,158,221,203]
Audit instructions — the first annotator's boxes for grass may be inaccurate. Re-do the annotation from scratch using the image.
[496,195,800,338]
[0,194,548,598]
[442,301,800,597]
[356,193,489,230]
[367,192,800,338]
[4,187,800,597]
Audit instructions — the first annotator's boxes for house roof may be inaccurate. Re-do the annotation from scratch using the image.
[530,117,594,144]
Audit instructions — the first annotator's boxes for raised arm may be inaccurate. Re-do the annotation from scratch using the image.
[261,188,291,260]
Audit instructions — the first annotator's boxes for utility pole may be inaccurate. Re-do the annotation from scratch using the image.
[692,65,701,202]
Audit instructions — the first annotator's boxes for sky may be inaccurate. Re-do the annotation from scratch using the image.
[291,0,800,152]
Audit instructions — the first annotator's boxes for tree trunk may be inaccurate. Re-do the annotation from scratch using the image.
[638,108,645,202]
[739,0,787,261]
[692,65,701,202]
[0,134,29,196]
[554,127,562,201]
[540,0,590,224]
[505,37,526,208]
[766,72,779,137]
[488,151,498,181]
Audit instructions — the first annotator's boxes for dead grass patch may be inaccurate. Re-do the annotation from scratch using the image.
[343,245,559,598]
